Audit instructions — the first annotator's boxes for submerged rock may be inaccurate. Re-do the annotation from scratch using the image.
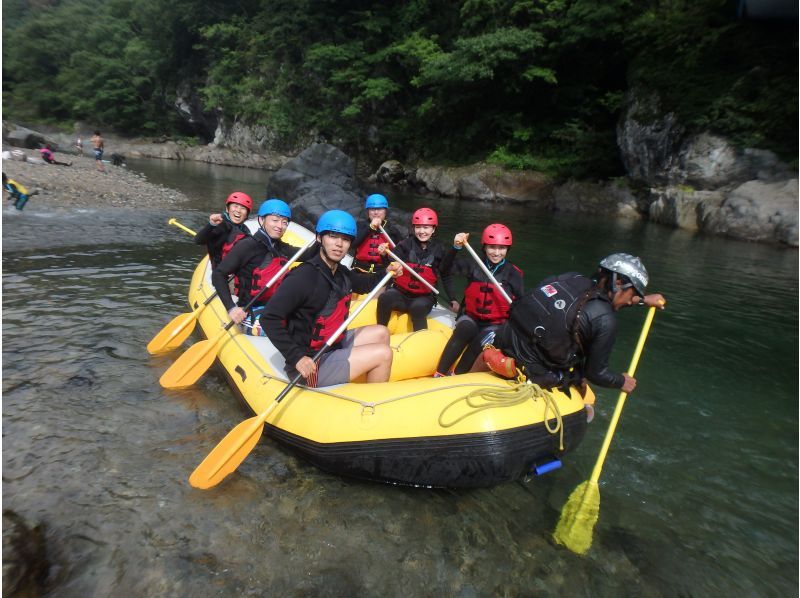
[3,509,49,597]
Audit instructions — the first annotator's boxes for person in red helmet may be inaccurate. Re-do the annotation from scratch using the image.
[433,224,524,376]
[194,191,253,268]
[375,207,455,331]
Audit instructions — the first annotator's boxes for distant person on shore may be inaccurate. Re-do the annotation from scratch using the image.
[91,131,106,173]
[75,136,84,155]
[3,173,38,211]
[39,144,72,166]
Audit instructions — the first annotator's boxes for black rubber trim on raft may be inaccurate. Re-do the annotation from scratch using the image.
[214,359,588,488]
[265,413,588,489]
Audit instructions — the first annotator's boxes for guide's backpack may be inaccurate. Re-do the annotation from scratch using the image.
[507,272,597,368]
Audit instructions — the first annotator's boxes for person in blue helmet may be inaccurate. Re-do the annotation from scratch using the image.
[263,210,401,387]
[211,198,315,336]
[352,193,403,278]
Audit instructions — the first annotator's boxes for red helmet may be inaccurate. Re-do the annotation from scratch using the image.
[482,223,512,246]
[226,192,253,212]
[412,207,438,226]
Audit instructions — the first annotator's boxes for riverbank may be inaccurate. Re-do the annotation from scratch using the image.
[2,149,190,209]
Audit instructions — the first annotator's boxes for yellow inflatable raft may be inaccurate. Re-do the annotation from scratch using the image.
[179,222,593,488]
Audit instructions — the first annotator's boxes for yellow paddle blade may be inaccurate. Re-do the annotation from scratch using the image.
[553,480,600,555]
[189,416,266,489]
[147,312,196,355]
[159,337,220,389]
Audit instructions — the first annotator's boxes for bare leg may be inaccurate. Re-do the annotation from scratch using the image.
[348,325,393,382]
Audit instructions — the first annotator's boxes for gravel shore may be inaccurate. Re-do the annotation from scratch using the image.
[2,148,190,209]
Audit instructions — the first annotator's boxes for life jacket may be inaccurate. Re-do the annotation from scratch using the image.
[392,244,438,296]
[463,262,517,324]
[507,272,599,369]
[221,226,248,262]
[354,226,391,265]
[247,253,288,303]
[309,264,352,351]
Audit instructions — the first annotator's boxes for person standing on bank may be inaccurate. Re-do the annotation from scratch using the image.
[91,130,106,173]
[434,224,524,376]
[375,207,455,331]
[194,191,253,268]
[211,199,313,336]
[486,253,666,394]
[263,210,398,387]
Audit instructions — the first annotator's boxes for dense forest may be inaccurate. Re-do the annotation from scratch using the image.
[3,0,797,177]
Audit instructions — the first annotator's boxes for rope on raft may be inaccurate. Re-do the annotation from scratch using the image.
[438,376,565,451]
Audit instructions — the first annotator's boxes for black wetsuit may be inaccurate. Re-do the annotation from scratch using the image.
[495,291,624,389]
[436,248,524,375]
[375,236,455,330]
[194,216,250,268]
[211,228,313,312]
[262,253,374,378]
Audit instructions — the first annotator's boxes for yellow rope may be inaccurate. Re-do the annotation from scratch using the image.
[438,378,565,450]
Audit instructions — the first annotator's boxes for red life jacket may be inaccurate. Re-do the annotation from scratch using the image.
[354,227,391,264]
[248,254,289,303]
[309,273,352,351]
[392,245,438,296]
[221,227,248,262]
[463,263,516,324]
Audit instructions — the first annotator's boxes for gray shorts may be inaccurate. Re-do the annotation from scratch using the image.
[311,329,356,387]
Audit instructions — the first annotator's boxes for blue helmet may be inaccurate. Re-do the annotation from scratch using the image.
[257,198,291,220]
[316,210,357,238]
[365,193,389,209]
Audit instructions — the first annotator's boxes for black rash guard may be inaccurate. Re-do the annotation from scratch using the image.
[211,229,314,312]
[262,253,374,376]
[194,217,250,268]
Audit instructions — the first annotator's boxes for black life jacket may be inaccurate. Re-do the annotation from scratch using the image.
[463,262,517,324]
[309,264,352,351]
[507,272,599,368]
[392,244,437,296]
[354,226,391,264]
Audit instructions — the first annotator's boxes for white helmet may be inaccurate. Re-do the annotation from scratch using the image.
[599,253,648,297]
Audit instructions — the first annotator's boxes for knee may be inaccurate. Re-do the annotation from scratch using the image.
[375,324,390,344]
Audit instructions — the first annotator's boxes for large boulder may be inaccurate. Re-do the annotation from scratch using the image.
[5,126,46,150]
[701,178,798,246]
[617,91,685,184]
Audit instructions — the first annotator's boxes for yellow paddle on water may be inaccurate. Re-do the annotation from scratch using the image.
[553,305,659,554]
[159,239,315,389]
[189,270,395,489]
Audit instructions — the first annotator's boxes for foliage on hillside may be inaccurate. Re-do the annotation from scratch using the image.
[3,0,796,176]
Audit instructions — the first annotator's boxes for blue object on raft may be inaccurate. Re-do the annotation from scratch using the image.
[532,458,562,476]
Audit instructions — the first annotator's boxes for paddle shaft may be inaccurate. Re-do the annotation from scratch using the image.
[204,270,395,480]
[169,218,197,236]
[588,306,657,484]
[462,241,513,304]
[377,224,396,248]
[385,249,439,295]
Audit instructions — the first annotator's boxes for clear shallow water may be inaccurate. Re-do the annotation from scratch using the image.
[3,159,797,595]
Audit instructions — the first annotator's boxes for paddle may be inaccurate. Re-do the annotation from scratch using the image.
[462,238,514,305]
[384,249,440,295]
[377,224,396,248]
[188,270,395,489]
[148,292,220,355]
[168,217,197,236]
[553,305,659,554]
[159,239,316,389]
[148,218,230,354]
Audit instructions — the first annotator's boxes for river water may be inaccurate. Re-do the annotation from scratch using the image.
[3,157,797,596]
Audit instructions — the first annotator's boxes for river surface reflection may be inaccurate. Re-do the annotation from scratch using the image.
[2,157,797,595]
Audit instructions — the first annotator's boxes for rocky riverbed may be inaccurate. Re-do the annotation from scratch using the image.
[2,148,189,210]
